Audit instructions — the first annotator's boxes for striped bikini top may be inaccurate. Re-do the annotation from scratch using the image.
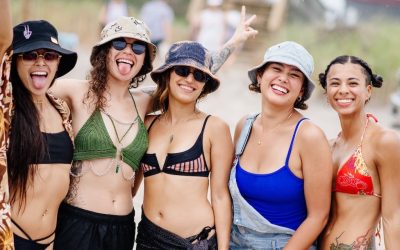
[334,114,381,197]
[140,115,211,177]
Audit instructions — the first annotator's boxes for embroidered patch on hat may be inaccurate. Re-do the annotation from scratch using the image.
[23,25,32,39]
[51,37,59,44]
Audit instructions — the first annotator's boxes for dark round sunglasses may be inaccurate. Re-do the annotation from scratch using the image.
[19,51,61,62]
[173,66,210,83]
[111,39,146,55]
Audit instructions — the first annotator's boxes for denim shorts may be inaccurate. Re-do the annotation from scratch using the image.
[230,224,292,250]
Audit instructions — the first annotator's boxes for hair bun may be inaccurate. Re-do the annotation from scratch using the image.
[372,74,383,88]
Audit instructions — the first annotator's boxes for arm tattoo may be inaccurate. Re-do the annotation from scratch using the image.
[65,161,83,205]
[330,230,373,250]
[210,44,234,74]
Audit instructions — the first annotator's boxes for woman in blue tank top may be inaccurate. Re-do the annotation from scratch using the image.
[230,41,333,249]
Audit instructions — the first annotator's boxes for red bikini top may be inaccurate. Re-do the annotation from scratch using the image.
[334,114,381,198]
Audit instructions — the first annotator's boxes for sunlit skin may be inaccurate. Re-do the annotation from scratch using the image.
[320,61,400,249]
[326,63,371,118]
[11,49,70,247]
[107,37,145,84]
[16,49,60,100]
[233,60,332,249]
[257,63,304,110]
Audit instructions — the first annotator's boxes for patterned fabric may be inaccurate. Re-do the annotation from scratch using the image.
[46,92,74,143]
[0,51,15,249]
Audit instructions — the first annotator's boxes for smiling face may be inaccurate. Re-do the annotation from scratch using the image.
[168,66,207,104]
[326,62,372,116]
[107,37,145,83]
[16,49,60,99]
[256,62,305,108]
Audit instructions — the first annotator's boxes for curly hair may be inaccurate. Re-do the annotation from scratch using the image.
[248,63,309,110]
[85,41,153,110]
[318,55,383,90]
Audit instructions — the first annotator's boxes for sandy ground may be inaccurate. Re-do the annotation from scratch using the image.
[64,47,391,249]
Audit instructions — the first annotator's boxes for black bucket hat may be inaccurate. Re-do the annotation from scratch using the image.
[12,20,77,77]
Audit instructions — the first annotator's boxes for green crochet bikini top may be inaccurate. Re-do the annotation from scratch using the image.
[73,101,148,172]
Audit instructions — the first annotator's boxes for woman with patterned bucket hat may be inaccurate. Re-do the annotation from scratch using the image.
[135,41,232,249]
[229,41,332,249]
[318,56,400,249]
[3,19,77,249]
[51,7,257,249]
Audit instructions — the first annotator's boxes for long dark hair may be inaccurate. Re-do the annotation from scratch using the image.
[7,55,48,212]
[85,41,151,110]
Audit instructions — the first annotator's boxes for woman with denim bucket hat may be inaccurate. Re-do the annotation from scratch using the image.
[135,40,232,249]
[3,19,77,250]
[51,8,257,250]
[318,56,400,249]
[229,41,332,249]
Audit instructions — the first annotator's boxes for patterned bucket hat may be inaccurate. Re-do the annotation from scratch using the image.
[248,41,315,101]
[151,41,220,94]
[95,16,157,76]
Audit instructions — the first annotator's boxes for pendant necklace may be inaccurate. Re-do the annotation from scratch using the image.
[257,111,294,145]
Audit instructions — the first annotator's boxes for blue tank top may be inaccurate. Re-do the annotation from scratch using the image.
[236,118,307,231]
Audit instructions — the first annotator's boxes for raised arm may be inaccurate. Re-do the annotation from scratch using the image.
[285,122,332,249]
[209,117,234,250]
[0,0,12,60]
[210,6,258,74]
[376,129,400,249]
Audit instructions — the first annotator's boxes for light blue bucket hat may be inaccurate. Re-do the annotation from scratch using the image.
[248,41,315,101]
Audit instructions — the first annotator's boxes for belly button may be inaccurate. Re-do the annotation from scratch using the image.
[42,209,48,217]
[112,200,116,203]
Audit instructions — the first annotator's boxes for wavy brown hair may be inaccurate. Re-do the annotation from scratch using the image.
[85,41,152,110]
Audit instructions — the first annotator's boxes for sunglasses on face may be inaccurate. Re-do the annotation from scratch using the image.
[173,66,210,83]
[111,39,146,55]
[19,51,61,63]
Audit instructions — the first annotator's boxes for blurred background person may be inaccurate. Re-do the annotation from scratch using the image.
[98,0,129,31]
[139,0,174,50]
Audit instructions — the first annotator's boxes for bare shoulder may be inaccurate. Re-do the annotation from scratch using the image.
[206,115,230,132]
[371,124,400,155]
[297,119,328,142]
[135,84,157,97]
[143,114,158,128]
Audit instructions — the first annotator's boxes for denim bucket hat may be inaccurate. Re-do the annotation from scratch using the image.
[12,20,78,77]
[95,16,157,76]
[151,41,220,94]
[248,41,315,101]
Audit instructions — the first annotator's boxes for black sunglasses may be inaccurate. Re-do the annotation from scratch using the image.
[173,66,210,83]
[19,51,61,62]
[111,39,146,55]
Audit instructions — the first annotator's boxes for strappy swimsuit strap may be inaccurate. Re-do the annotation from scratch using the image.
[147,115,160,132]
[200,115,212,137]
[129,90,140,115]
[284,118,308,166]
[359,116,370,145]
[11,218,55,242]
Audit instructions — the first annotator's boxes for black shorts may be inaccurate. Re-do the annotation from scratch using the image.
[54,202,135,250]
[136,212,217,250]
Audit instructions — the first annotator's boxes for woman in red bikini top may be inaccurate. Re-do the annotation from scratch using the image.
[318,55,400,250]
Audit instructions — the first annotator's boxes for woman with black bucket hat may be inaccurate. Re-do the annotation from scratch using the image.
[5,20,77,249]
[135,41,232,249]
[51,7,257,250]
[229,41,332,249]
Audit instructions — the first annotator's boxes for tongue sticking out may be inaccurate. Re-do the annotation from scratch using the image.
[31,75,47,89]
[118,62,132,75]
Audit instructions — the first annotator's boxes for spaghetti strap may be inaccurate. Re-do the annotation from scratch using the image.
[147,115,159,132]
[129,90,139,115]
[200,115,212,136]
[285,118,308,166]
